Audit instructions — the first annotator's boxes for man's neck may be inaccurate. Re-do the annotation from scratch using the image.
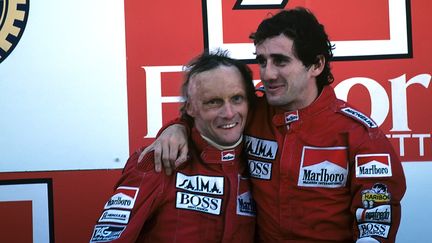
[200,134,242,150]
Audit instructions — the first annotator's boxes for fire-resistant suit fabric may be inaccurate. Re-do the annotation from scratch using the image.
[245,86,406,243]
[89,127,256,243]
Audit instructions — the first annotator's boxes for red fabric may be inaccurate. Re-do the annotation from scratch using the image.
[245,86,406,242]
[90,127,255,242]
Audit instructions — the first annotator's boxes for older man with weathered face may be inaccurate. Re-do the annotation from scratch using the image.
[185,64,248,147]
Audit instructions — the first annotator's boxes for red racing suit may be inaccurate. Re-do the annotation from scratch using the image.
[245,86,406,242]
[90,127,256,243]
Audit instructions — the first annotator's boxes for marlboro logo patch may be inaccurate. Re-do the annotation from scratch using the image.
[356,154,392,178]
[298,146,348,188]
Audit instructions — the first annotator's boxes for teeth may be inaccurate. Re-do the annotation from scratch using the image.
[221,123,236,129]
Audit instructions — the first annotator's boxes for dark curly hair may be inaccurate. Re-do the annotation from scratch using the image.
[250,7,335,91]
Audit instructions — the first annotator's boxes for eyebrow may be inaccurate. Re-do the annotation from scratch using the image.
[254,53,291,60]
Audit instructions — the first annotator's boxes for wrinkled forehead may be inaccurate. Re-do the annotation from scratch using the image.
[187,65,245,99]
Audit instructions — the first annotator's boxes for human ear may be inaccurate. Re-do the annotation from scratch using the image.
[311,55,325,76]
[185,101,195,118]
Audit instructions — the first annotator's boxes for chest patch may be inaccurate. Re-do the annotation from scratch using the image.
[298,146,348,188]
[176,172,224,195]
[176,191,222,215]
[236,175,256,217]
[244,135,278,160]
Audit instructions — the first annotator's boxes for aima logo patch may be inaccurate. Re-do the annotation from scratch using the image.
[104,186,139,210]
[298,146,348,188]
[176,172,224,195]
[176,191,222,215]
[0,0,30,63]
[244,135,278,160]
[90,225,126,242]
[356,153,392,178]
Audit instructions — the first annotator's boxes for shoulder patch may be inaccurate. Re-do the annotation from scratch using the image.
[340,107,377,128]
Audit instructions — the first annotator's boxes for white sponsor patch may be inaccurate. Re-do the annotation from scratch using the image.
[298,146,348,188]
[248,160,272,180]
[98,209,131,224]
[175,191,222,215]
[237,175,256,217]
[176,172,224,195]
[356,205,391,223]
[90,224,126,242]
[356,154,392,178]
[285,110,299,124]
[104,186,139,210]
[341,107,378,128]
[221,149,235,161]
[244,135,278,160]
[358,222,390,238]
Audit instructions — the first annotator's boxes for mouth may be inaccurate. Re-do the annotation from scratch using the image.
[266,83,285,92]
[219,122,238,129]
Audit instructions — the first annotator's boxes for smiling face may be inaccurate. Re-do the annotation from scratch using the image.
[255,34,324,111]
[186,65,248,147]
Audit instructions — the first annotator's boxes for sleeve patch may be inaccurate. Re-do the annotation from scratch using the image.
[340,107,377,128]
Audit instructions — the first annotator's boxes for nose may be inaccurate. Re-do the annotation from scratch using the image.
[261,63,278,81]
[221,103,235,119]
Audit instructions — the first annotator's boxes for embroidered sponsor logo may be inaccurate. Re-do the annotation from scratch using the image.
[285,110,299,124]
[176,172,224,195]
[356,205,391,223]
[221,150,235,161]
[104,186,139,210]
[362,183,391,208]
[90,225,126,242]
[358,222,390,238]
[248,159,272,180]
[298,146,348,188]
[237,175,256,216]
[244,135,278,160]
[341,107,378,128]
[98,209,131,224]
[176,191,222,215]
[356,154,392,178]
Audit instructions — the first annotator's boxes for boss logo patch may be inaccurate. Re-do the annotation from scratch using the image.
[358,222,390,239]
[176,191,222,215]
[248,159,272,180]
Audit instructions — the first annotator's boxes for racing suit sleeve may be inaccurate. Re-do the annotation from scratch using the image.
[349,126,406,243]
[89,150,166,243]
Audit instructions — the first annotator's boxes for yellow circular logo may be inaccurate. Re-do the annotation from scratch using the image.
[0,0,29,63]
